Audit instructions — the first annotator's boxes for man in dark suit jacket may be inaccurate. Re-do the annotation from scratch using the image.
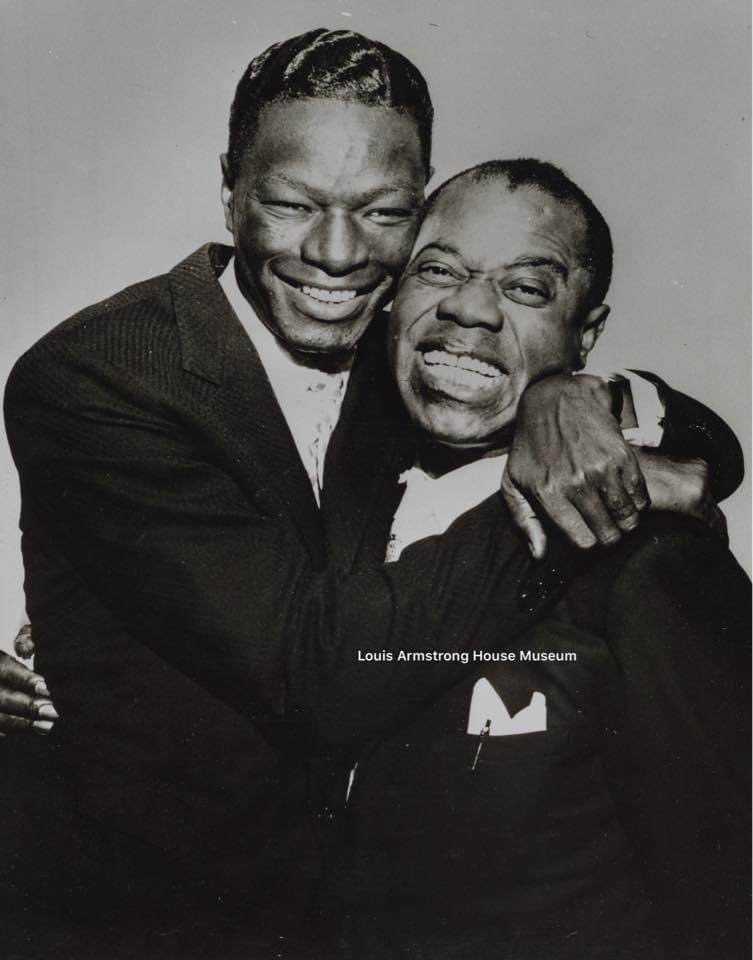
[323,160,749,959]
[0,32,743,960]
[0,32,632,957]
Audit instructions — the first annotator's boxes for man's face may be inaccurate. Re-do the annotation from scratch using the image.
[222,98,426,355]
[390,180,608,446]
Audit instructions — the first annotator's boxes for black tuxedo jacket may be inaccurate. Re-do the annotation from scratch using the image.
[3,245,546,906]
[338,515,750,960]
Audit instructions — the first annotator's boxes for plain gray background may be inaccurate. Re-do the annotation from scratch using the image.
[1,0,749,651]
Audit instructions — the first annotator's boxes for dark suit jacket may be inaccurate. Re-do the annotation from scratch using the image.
[2,245,546,938]
[337,515,750,960]
[3,244,744,953]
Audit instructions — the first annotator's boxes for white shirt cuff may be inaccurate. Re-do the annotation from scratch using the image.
[597,370,665,448]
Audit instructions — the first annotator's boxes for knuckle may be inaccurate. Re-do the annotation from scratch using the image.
[624,473,645,493]
[604,450,626,472]
[599,531,623,547]
[533,480,553,501]
[560,471,587,496]
[617,513,641,531]
[616,506,637,522]
[584,460,611,484]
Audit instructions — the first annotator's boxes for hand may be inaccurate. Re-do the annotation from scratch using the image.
[504,373,650,558]
[635,450,727,536]
[0,628,58,735]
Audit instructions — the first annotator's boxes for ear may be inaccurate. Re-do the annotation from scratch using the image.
[220,153,234,234]
[577,303,609,367]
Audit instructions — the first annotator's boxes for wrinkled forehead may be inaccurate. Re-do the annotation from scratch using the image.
[414,179,589,272]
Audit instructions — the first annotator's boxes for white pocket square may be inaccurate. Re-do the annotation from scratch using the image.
[467,678,547,736]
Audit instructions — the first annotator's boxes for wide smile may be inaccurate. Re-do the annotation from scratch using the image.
[276,273,385,321]
[417,347,507,400]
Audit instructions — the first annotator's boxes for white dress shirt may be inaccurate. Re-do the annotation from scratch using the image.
[219,257,352,505]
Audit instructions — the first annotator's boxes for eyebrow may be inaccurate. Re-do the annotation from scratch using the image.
[506,256,569,282]
[411,246,570,282]
[260,174,423,204]
[411,241,464,259]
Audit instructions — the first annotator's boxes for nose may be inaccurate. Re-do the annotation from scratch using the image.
[436,279,503,332]
[300,210,369,277]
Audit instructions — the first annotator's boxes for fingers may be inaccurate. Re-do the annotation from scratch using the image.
[506,443,652,553]
[596,470,642,534]
[530,491,599,550]
[0,685,59,735]
[520,517,548,561]
[501,471,549,559]
[566,486,625,546]
[0,712,57,735]
[0,687,42,719]
[0,651,49,696]
[0,702,59,735]
[0,652,58,736]
[548,445,650,548]
[619,450,651,515]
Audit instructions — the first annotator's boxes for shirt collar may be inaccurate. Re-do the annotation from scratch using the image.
[218,254,354,386]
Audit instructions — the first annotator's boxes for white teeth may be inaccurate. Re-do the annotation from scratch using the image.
[422,349,502,379]
[300,285,358,304]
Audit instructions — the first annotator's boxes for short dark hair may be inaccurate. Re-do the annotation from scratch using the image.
[226,29,433,185]
[425,158,613,306]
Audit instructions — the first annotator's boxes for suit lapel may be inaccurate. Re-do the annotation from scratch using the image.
[321,316,413,573]
[169,245,325,567]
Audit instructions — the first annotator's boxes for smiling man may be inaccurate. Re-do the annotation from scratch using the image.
[222,96,425,356]
[1,33,568,957]
[333,160,750,960]
[391,162,611,447]
[0,31,743,960]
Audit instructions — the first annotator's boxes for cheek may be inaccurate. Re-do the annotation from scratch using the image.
[392,285,440,338]
[373,226,419,273]
[237,211,298,262]
[516,322,577,376]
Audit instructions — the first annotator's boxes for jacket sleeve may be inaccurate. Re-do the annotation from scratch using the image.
[5,338,539,751]
[598,517,750,958]
[628,370,744,501]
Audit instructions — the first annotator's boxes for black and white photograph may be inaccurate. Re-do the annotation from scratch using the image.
[1,1,749,958]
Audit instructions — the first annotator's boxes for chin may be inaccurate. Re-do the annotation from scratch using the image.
[283,320,370,355]
[409,395,515,448]
[414,412,490,447]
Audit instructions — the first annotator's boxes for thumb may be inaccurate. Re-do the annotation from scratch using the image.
[13,623,35,660]
[501,469,548,559]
